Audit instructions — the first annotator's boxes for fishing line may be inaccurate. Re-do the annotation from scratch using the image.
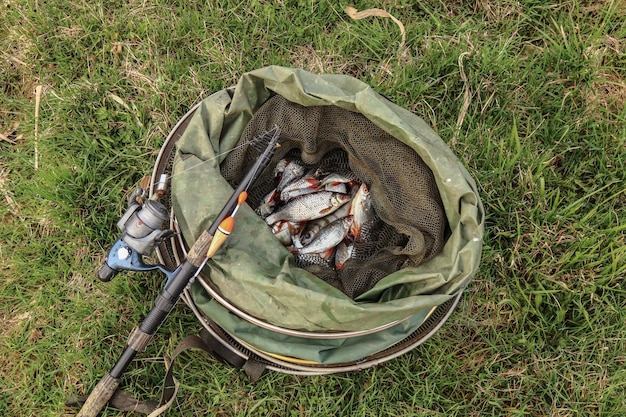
[164,137,263,181]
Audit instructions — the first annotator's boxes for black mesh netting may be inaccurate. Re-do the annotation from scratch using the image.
[220,94,447,298]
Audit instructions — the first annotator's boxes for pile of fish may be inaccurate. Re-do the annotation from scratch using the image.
[256,159,373,271]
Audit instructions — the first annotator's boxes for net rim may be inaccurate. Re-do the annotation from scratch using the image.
[151,87,464,372]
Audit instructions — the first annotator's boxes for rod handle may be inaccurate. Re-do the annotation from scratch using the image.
[186,230,213,267]
[76,373,120,417]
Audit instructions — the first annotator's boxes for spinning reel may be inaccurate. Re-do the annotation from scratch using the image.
[97,175,177,283]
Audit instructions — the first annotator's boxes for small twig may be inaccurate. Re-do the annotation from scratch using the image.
[34,85,43,170]
[452,52,472,150]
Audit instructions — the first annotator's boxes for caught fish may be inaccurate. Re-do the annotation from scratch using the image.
[297,203,351,247]
[265,191,351,225]
[349,183,372,242]
[280,182,320,202]
[272,220,301,245]
[323,182,348,194]
[298,216,353,255]
[334,240,354,270]
[274,160,305,192]
[256,188,279,218]
[279,168,324,200]
[319,172,354,187]
[321,173,356,194]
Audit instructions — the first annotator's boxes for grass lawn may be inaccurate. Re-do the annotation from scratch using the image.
[1,1,625,416]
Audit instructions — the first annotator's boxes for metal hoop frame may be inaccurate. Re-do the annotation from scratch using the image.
[151,94,462,374]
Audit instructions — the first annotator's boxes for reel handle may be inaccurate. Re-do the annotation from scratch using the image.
[97,262,118,282]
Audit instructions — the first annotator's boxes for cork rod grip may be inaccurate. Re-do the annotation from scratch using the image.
[186,230,213,267]
[76,373,120,417]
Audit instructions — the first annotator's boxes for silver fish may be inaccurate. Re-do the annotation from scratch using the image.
[256,188,279,218]
[273,159,289,179]
[349,183,372,242]
[265,192,351,225]
[298,216,353,255]
[319,172,354,187]
[274,160,305,192]
[334,240,354,270]
[280,182,320,202]
[323,182,348,194]
[298,203,351,247]
[272,220,301,245]
[279,168,323,199]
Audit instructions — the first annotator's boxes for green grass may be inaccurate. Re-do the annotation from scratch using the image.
[1,0,625,416]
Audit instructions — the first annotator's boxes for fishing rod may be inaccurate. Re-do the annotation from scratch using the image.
[76,126,281,417]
